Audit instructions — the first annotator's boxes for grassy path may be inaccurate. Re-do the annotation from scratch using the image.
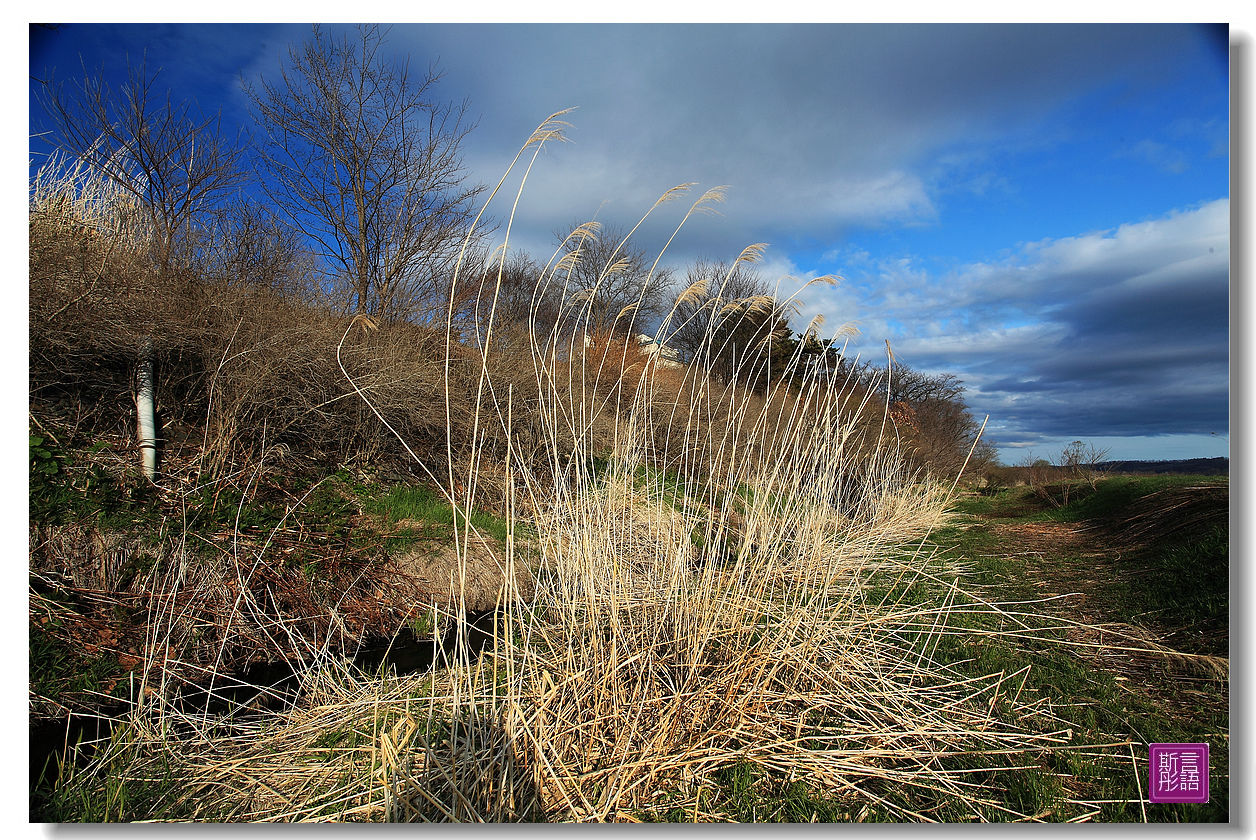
[929,477,1229,822]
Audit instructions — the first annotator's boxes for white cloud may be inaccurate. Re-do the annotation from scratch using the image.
[1122,139,1190,174]
[815,171,937,226]
[779,199,1229,449]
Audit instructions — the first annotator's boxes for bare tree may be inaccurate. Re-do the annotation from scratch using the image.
[554,223,674,339]
[35,60,245,479]
[664,258,792,390]
[247,25,484,324]
[886,366,988,477]
[665,259,763,362]
[1059,439,1111,490]
[460,249,565,341]
[36,60,246,272]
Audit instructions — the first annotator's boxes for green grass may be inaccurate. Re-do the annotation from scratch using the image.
[359,481,515,546]
[645,760,852,822]
[1147,524,1228,630]
[29,432,160,530]
[946,488,1050,521]
[29,615,130,704]
[704,762,850,822]
[1056,477,1228,637]
[29,447,535,821]
[35,722,200,823]
[957,478,1229,644]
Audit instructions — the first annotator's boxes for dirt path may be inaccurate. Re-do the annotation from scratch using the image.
[980,515,1228,725]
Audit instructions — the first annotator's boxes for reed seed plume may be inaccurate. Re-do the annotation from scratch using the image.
[523,109,575,150]
[691,184,729,215]
[655,182,698,206]
[604,256,633,276]
[552,249,584,278]
[566,220,602,243]
[735,242,769,265]
[674,276,710,308]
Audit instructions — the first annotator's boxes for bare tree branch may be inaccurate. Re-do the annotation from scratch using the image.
[246,24,485,324]
[554,222,674,339]
[35,58,246,274]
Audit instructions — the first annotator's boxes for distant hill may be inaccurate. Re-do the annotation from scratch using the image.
[1099,457,1228,476]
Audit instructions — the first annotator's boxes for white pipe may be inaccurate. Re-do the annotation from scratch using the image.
[136,339,158,480]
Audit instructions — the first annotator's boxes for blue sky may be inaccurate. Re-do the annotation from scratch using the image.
[26,21,1232,464]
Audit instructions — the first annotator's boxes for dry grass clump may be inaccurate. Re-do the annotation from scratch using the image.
[246,117,1069,821]
[358,118,1088,821]
[71,464,1063,821]
[1100,483,1228,548]
[444,380,1026,820]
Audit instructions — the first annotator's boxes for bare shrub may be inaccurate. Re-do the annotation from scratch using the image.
[29,153,200,437]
